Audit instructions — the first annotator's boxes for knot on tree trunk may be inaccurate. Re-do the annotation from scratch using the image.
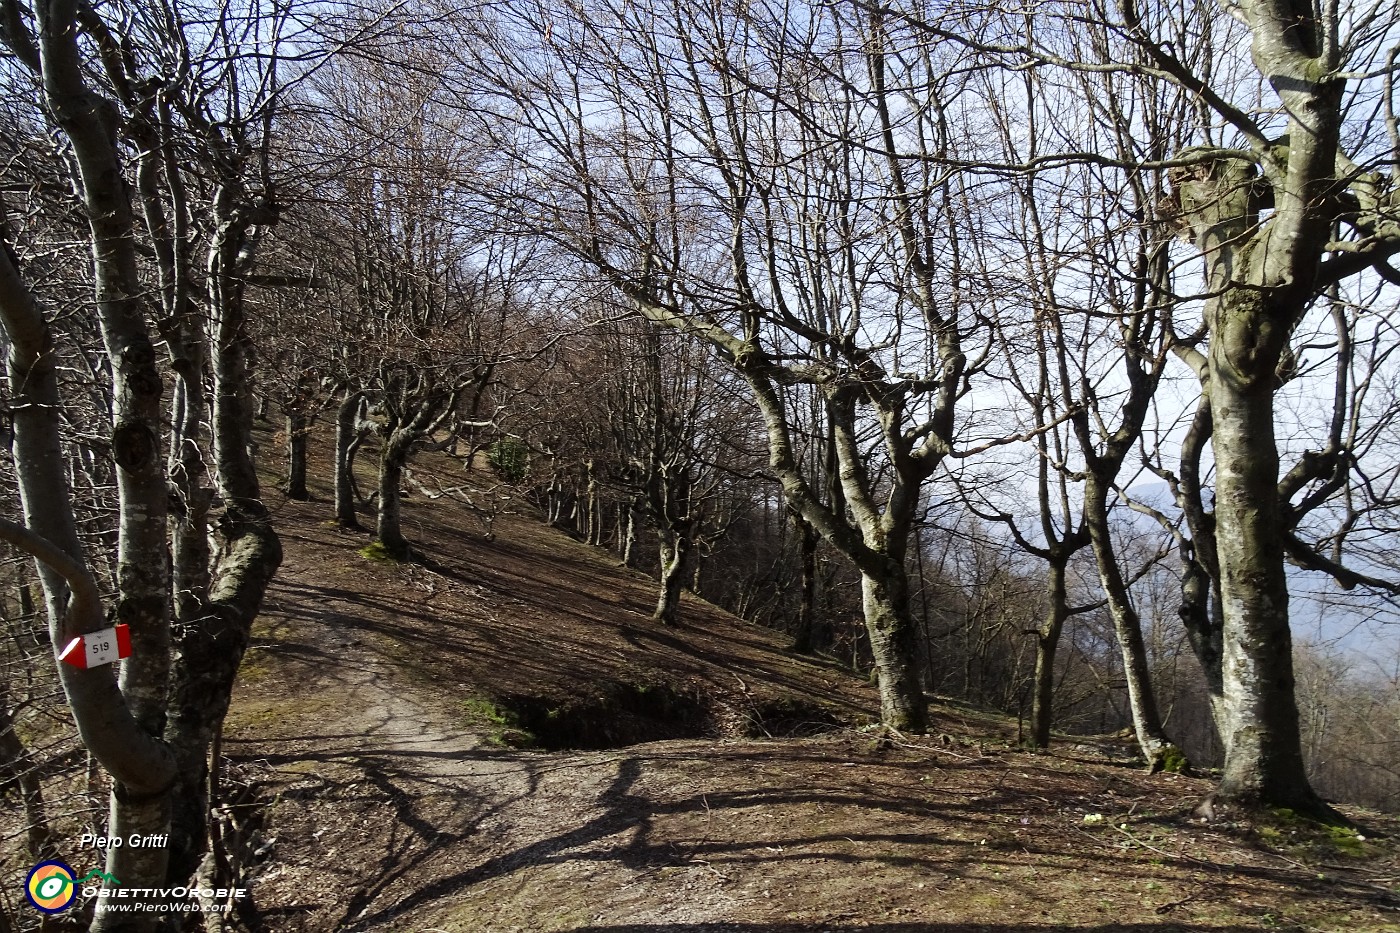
[112,420,158,472]
[1164,149,1262,251]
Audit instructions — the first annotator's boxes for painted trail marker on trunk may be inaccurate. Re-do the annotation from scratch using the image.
[58,624,132,669]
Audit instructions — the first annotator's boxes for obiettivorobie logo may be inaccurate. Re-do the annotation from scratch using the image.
[24,861,120,914]
[23,858,247,917]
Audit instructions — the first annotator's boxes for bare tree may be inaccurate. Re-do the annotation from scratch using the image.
[284,44,531,557]
[0,0,310,920]
[558,313,760,624]
[1052,0,1400,810]
[468,0,1036,732]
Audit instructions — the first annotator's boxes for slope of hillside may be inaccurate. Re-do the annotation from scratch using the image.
[221,440,1400,932]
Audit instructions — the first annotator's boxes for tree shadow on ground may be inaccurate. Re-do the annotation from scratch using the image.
[321,743,1393,932]
[572,926,1265,932]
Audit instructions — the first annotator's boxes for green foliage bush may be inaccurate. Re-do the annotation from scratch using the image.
[487,437,530,484]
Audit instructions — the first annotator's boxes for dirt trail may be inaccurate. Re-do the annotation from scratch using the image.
[224,516,560,930]
[223,495,852,932]
[222,488,1400,933]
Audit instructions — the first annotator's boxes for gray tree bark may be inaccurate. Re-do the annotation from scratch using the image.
[165,196,283,885]
[1165,6,1360,803]
[1083,477,1178,769]
[1029,561,1070,750]
[653,532,690,626]
[377,434,413,559]
[335,389,368,529]
[285,411,311,500]
[1,198,177,930]
[13,2,179,917]
[5,0,287,911]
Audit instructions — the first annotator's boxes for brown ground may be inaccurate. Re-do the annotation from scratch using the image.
[220,443,1400,933]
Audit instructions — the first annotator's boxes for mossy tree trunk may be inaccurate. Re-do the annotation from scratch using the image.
[859,562,927,733]
[1206,311,1315,805]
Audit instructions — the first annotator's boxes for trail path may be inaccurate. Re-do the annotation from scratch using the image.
[224,507,786,932]
[226,521,610,931]
[221,494,1400,933]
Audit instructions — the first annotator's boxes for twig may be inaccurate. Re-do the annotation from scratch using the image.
[1111,823,1224,872]
[1153,891,1200,914]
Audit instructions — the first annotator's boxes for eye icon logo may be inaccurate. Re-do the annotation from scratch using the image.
[25,861,77,913]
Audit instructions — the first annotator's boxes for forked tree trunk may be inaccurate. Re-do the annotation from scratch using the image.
[24,5,178,916]
[335,390,365,528]
[653,532,689,625]
[1,190,176,932]
[165,202,283,886]
[742,374,930,734]
[1170,75,1339,807]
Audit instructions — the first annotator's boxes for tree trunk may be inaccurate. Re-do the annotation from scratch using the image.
[1029,561,1069,749]
[1171,120,1336,810]
[335,390,365,528]
[586,460,601,546]
[1208,307,1320,809]
[285,411,310,500]
[165,203,282,887]
[620,498,639,567]
[164,520,281,884]
[169,375,212,626]
[1110,597,1176,770]
[26,6,178,918]
[791,513,819,654]
[1084,477,1178,770]
[1173,399,1228,738]
[1179,554,1227,734]
[653,532,689,625]
[547,466,564,526]
[377,435,411,558]
[861,564,927,734]
[743,374,930,733]
[0,679,54,860]
[1,202,176,933]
